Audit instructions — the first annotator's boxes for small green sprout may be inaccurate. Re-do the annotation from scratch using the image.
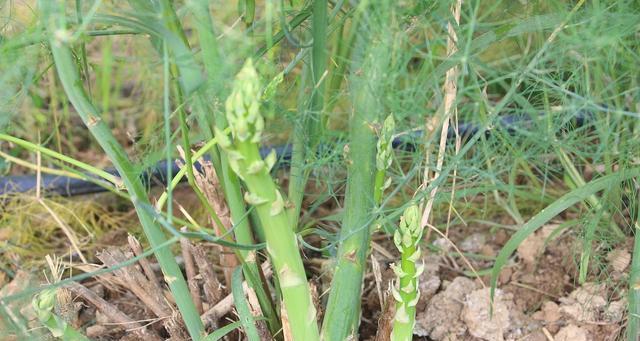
[391,204,424,341]
[32,288,90,340]
[374,114,395,204]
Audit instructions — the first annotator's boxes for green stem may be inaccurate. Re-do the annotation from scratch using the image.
[40,2,204,339]
[182,0,280,332]
[219,60,319,340]
[182,0,257,257]
[390,205,421,340]
[241,0,255,25]
[391,244,418,341]
[255,6,312,57]
[234,141,320,341]
[162,42,173,222]
[325,3,364,114]
[320,97,377,339]
[321,2,389,338]
[75,0,92,97]
[0,133,121,186]
[373,169,386,204]
[288,0,328,228]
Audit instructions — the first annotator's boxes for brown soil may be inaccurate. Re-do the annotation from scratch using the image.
[0,197,631,340]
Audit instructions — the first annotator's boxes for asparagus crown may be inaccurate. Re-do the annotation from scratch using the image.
[225,59,264,143]
[376,114,395,171]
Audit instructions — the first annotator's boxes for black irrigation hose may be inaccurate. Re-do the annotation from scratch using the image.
[0,111,592,197]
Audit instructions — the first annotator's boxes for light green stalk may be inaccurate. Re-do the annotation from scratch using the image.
[215,60,319,341]
[390,205,423,341]
[39,2,204,338]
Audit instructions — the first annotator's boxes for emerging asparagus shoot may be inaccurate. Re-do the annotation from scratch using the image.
[215,60,320,341]
[374,115,395,205]
[391,204,424,341]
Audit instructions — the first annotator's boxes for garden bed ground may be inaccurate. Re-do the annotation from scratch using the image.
[0,185,630,340]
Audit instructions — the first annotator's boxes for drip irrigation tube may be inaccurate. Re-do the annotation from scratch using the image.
[0,112,592,197]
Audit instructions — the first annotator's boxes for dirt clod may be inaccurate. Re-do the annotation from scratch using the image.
[559,283,606,323]
[462,288,512,341]
[604,298,626,323]
[414,276,477,340]
[460,233,486,253]
[532,301,561,323]
[554,324,590,341]
[607,249,631,273]
[516,225,556,266]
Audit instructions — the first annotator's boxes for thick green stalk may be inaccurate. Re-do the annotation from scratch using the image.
[288,0,328,226]
[321,2,389,339]
[390,205,423,341]
[216,61,320,341]
[40,2,204,339]
[236,141,319,340]
[320,90,377,339]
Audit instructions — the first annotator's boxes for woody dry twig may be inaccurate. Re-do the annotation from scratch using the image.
[177,146,239,289]
[180,234,204,315]
[67,282,162,341]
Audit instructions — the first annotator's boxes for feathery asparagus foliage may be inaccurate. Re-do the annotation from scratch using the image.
[390,205,424,341]
[215,60,320,341]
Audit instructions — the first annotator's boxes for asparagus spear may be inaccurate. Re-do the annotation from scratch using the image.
[390,205,424,341]
[215,60,320,341]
